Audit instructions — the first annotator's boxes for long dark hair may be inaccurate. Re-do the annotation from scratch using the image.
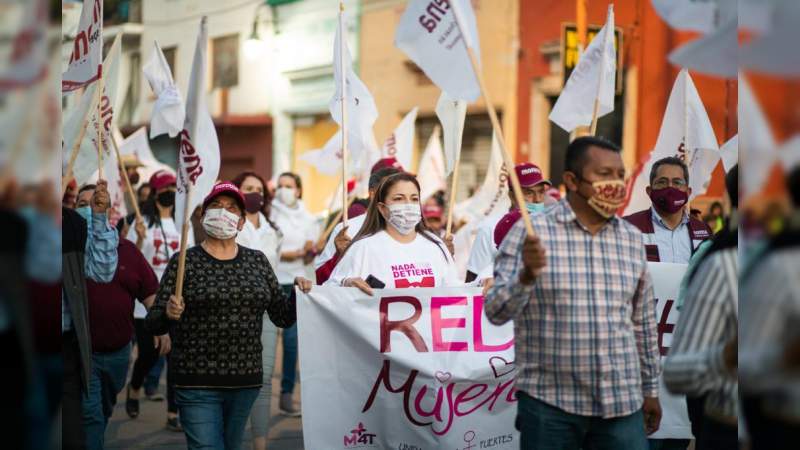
[232,171,280,233]
[345,172,447,259]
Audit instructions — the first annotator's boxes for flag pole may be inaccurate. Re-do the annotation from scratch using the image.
[444,124,461,238]
[110,134,143,223]
[62,84,103,194]
[339,2,349,227]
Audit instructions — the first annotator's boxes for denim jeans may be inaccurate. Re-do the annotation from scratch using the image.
[280,284,298,395]
[82,343,132,450]
[176,387,260,450]
[517,392,648,450]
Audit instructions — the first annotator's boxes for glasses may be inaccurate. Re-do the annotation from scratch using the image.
[652,178,687,189]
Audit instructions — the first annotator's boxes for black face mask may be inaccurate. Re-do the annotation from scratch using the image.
[157,191,176,208]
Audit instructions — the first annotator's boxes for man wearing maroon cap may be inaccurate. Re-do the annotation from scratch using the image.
[466,162,551,283]
[313,158,405,284]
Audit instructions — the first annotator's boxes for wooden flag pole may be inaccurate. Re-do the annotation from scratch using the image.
[62,85,103,194]
[174,187,193,300]
[463,49,535,237]
[110,133,142,223]
[339,2,349,227]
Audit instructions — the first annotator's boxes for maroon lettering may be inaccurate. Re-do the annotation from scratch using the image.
[379,296,429,353]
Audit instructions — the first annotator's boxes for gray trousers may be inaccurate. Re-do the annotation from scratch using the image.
[248,314,279,440]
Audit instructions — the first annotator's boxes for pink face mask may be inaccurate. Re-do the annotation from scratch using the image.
[649,187,688,214]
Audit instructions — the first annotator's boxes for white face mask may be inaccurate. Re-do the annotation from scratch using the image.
[202,208,241,240]
[276,187,298,206]
[383,203,421,235]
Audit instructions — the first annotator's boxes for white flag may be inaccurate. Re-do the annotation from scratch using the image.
[62,0,103,92]
[299,129,365,176]
[623,69,719,215]
[719,135,738,173]
[62,34,122,186]
[175,17,221,231]
[119,126,176,183]
[549,5,616,132]
[669,16,737,79]
[739,74,777,198]
[454,132,510,222]
[381,107,418,171]
[435,92,467,175]
[417,127,446,201]
[143,40,185,138]
[650,0,717,33]
[329,10,378,163]
[0,0,48,90]
[395,0,480,102]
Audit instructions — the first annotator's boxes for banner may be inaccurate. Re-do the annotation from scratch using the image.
[143,40,185,138]
[62,0,103,92]
[395,0,481,102]
[648,262,692,440]
[381,107,418,171]
[435,92,467,176]
[175,17,221,231]
[298,286,519,449]
[549,5,616,132]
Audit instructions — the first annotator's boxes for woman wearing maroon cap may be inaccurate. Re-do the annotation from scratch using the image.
[125,169,190,428]
[146,182,312,450]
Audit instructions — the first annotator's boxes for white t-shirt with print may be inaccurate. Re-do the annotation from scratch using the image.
[126,217,194,318]
[326,230,461,289]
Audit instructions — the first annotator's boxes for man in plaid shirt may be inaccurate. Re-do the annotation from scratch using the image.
[485,137,662,450]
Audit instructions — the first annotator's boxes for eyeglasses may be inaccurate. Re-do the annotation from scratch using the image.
[652,178,687,189]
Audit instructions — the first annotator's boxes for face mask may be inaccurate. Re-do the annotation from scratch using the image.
[243,192,265,214]
[579,179,627,219]
[276,187,297,206]
[157,191,176,208]
[383,203,421,235]
[649,187,688,214]
[525,202,545,214]
[202,207,241,240]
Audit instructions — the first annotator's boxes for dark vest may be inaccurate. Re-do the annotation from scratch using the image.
[623,209,712,262]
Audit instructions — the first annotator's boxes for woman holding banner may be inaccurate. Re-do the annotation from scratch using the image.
[232,171,284,450]
[328,172,460,294]
[146,182,312,450]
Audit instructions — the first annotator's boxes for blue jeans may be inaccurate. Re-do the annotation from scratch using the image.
[517,392,648,450]
[176,388,260,450]
[280,284,298,395]
[82,344,132,450]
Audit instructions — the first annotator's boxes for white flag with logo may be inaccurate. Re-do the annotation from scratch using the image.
[381,107,418,171]
[0,0,48,90]
[650,0,717,33]
[175,17,221,231]
[549,5,616,132]
[622,69,719,216]
[143,40,185,138]
[719,135,738,173]
[119,126,176,183]
[417,127,446,201]
[62,0,103,92]
[739,75,777,198]
[62,34,122,186]
[435,92,467,176]
[395,0,481,102]
[454,132,510,223]
[329,11,378,163]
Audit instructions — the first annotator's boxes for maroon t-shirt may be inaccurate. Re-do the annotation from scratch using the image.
[86,238,159,352]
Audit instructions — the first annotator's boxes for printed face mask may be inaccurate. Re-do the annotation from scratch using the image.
[384,203,421,235]
[276,187,297,207]
[583,179,627,219]
[243,192,265,214]
[526,202,545,214]
[202,207,241,240]
[648,187,688,214]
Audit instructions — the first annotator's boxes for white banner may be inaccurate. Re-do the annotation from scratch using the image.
[298,286,519,449]
[395,0,481,102]
[648,262,693,440]
[62,0,103,92]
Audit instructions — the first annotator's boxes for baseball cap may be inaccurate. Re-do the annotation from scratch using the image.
[423,204,443,220]
[202,182,246,215]
[371,157,403,175]
[511,163,550,188]
[149,170,177,192]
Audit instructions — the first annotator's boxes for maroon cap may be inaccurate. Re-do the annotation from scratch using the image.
[494,209,522,248]
[371,157,404,175]
[202,182,246,214]
[423,204,443,219]
[149,170,177,192]
[511,163,550,188]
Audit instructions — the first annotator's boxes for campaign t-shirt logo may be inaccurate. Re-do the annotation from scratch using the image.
[391,263,435,288]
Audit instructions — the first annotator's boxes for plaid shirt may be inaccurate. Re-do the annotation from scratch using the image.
[485,199,660,418]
